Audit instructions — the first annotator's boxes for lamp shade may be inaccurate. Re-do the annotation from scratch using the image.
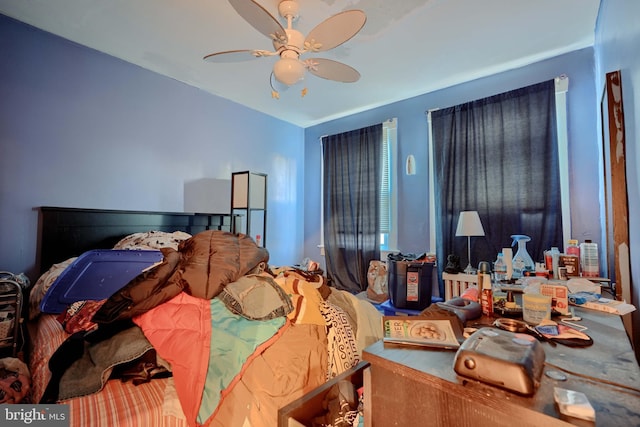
[273,57,305,86]
[455,211,485,237]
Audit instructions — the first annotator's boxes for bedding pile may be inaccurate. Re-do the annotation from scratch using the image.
[0,357,31,403]
[28,230,382,427]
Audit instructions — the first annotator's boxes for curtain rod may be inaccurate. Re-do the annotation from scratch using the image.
[426,75,569,114]
[318,118,397,142]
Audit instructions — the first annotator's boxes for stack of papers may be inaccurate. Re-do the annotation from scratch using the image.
[579,298,636,315]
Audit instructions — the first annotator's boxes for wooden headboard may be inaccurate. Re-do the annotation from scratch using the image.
[36,206,235,274]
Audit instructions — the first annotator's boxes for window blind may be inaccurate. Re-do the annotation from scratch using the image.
[380,124,391,234]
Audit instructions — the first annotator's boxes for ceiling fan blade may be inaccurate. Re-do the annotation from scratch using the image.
[304,10,366,52]
[305,58,360,83]
[228,0,287,43]
[203,49,261,63]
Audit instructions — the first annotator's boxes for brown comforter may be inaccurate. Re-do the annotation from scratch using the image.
[93,230,269,323]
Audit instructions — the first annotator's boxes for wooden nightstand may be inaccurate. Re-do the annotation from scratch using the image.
[363,308,640,426]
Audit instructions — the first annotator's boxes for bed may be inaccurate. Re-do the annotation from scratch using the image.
[27,207,383,427]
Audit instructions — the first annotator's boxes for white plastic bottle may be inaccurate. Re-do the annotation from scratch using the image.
[493,253,507,283]
[580,240,599,278]
[502,248,513,280]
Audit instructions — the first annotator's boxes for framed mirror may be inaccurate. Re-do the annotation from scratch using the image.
[600,70,631,308]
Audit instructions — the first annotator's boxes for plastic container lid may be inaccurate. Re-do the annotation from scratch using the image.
[40,249,163,313]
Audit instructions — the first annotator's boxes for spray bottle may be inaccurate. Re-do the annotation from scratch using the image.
[511,235,534,278]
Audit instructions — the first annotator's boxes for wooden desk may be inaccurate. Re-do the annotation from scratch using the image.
[363,308,640,426]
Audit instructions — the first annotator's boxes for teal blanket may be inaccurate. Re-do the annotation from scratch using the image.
[197,299,284,423]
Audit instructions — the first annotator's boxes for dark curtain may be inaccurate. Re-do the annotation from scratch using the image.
[430,80,562,292]
[322,124,382,293]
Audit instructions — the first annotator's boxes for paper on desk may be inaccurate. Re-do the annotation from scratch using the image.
[579,298,636,316]
[566,278,601,294]
[564,278,636,315]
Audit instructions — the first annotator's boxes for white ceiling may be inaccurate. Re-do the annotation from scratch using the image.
[0,0,601,128]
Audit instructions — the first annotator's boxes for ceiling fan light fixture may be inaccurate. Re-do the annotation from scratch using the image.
[273,56,304,85]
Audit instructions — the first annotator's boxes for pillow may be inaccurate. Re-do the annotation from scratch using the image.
[113,230,191,251]
[218,274,293,321]
[28,258,76,321]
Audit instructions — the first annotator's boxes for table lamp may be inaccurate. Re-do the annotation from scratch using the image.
[455,211,485,274]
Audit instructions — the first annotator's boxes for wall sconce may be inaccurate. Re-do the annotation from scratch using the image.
[406,155,416,175]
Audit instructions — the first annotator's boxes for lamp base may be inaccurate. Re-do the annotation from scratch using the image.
[463,263,476,275]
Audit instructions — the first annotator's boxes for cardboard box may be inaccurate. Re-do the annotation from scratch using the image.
[559,254,580,277]
[540,284,570,314]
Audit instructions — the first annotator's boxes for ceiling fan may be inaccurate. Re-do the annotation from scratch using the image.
[204,0,366,98]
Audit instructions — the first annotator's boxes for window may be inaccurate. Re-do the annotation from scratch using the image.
[319,118,397,254]
[427,78,570,279]
[320,124,382,292]
[380,118,397,251]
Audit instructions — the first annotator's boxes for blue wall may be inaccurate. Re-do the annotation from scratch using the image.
[594,0,640,354]
[304,48,600,267]
[0,15,306,277]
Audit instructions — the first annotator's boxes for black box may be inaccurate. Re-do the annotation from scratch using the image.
[387,260,434,310]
